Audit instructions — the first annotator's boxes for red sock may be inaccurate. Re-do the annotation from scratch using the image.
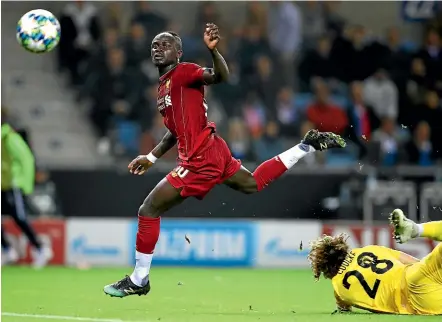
[253,157,288,191]
[135,215,161,254]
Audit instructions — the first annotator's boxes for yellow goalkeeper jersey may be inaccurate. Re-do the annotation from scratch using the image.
[331,245,409,314]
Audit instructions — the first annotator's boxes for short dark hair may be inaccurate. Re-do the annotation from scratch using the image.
[166,31,182,51]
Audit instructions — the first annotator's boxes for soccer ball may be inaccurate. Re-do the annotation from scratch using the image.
[16,9,61,54]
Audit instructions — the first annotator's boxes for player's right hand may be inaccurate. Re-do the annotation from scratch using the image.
[128,155,154,175]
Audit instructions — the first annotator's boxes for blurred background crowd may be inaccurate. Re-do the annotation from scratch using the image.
[52,1,442,167]
[1,1,441,246]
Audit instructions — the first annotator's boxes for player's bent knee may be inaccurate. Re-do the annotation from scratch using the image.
[240,178,259,194]
[138,202,160,218]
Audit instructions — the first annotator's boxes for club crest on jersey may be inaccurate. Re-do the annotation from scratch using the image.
[165,79,171,89]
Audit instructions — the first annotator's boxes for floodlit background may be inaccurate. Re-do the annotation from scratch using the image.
[1,2,441,320]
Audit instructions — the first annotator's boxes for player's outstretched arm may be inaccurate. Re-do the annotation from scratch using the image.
[128,130,176,175]
[397,251,420,265]
[333,291,352,314]
[202,23,229,85]
[377,246,420,265]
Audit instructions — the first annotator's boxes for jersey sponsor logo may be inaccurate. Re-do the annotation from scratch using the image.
[157,79,172,113]
[165,94,172,107]
[157,94,172,113]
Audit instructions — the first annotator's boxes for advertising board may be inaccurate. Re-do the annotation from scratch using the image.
[130,219,256,267]
[66,218,131,266]
[2,218,65,265]
[255,221,321,268]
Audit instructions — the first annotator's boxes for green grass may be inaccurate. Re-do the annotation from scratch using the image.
[1,267,438,322]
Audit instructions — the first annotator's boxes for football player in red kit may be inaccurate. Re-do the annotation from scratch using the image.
[104,23,346,297]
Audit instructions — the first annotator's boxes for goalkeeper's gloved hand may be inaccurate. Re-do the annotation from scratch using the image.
[331,306,352,315]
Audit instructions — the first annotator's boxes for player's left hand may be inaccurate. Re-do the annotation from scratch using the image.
[128,155,154,175]
[204,23,220,50]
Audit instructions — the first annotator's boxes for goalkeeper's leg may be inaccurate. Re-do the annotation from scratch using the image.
[405,243,442,315]
[389,209,442,243]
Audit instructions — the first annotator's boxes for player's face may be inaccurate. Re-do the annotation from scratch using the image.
[151,34,178,67]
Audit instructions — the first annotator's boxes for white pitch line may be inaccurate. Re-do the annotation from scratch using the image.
[1,312,129,322]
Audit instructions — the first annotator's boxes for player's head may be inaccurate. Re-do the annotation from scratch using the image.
[307,233,350,281]
[151,31,183,67]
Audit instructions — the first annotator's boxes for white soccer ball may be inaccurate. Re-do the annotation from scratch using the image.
[16,9,61,54]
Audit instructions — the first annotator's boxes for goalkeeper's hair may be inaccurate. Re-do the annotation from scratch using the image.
[307,233,350,281]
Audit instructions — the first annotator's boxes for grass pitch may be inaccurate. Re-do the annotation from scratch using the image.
[1,267,438,322]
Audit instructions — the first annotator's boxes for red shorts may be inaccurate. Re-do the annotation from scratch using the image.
[166,135,241,200]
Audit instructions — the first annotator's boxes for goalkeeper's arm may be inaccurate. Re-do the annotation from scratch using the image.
[332,291,352,314]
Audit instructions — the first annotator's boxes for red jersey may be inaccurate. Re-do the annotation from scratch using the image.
[157,63,215,161]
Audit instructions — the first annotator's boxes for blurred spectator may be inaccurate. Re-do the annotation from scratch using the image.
[253,121,284,162]
[228,118,250,160]
[412,91,442,159]
[194,2,225,37]
[245,2,268,38]
[246,55,281,111]
[405,121,435,166]
[415,28,442,87]
[268,1,302,87]
[238,25,271,78]
[27,170,61,216]
[346,82,379,157]
[58,1,101,85]
[242,92,268,139]
[323,1,346,36]
[275,87,300,138]
[406,58,434,106]
[101,2,131,34]
[124,23,151,68]
[301,1,326,50]
[84,48,146,154]
[413,91,442,124]
[53,1,442,165]
[81,27,122,90]
[363,69,399,120]
[132,1,168,40]
[299,35,340,90]
[371,118,405,166]
[334,25,374,82]
[305,81,348,134]
[379,27,412,85]
[211,61,242,116]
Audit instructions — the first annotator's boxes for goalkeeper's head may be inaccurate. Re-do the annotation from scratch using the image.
[307,233,350,281]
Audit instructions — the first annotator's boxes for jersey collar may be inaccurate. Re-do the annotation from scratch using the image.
[159,63,180,83]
